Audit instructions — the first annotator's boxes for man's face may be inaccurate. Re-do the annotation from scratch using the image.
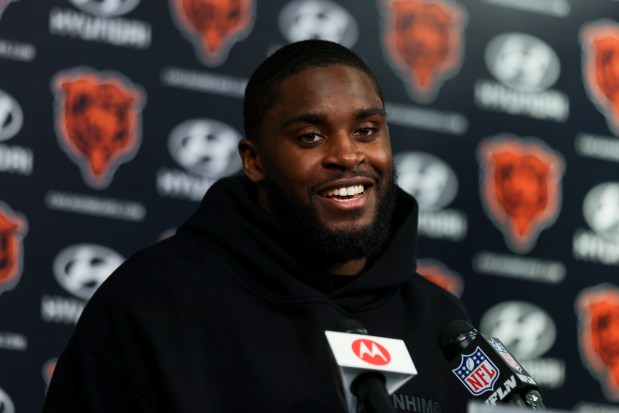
[256,64,392,225]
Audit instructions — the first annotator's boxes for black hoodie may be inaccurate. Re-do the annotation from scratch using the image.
[43,176,471,413]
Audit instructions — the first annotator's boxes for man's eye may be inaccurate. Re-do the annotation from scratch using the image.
[297,133,323,144]
[354,127,376,140]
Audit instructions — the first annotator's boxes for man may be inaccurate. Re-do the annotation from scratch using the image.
[43,40,471,412]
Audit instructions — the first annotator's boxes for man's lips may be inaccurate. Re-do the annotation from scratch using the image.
[316,178,375,198]
[321,184,364,198]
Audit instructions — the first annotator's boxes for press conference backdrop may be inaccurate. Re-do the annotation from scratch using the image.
[0,0,618,411]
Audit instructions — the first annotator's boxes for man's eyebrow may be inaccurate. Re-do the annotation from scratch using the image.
[355,108,387,119]
[281,113,327,128]
[281,108,387,128]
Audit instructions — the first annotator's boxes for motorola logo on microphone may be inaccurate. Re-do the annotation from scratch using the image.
[278,0,358,47]
[157,119,242,201]
[352,339,391,366]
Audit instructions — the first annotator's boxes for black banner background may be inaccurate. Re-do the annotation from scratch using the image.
[0,0,618,411]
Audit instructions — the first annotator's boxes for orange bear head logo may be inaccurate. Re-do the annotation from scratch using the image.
[0,203,27,296]
[382,0,466,102]
[581,22,619,136]
[578,285,619,401]
[478,137,564,253]
[170,0,255,66]
[53,69,144,189]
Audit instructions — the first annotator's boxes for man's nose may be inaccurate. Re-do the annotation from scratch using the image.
[321,133,366,170]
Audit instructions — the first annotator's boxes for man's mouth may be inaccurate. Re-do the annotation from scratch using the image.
[320,184,365,201]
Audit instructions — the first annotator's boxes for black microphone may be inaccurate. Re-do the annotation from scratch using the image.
[325,320,416,413]
[344,321,396,413]
[438,320,545,410]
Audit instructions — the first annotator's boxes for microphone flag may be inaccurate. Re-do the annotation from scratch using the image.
[325,330,417,413]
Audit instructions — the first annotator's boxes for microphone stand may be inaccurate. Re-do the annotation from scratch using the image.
[351,372,397,413]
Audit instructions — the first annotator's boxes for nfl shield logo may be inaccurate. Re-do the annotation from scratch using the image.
[452,347,499,396]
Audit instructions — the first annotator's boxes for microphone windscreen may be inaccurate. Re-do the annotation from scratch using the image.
[438,320,479,361]
[338,319,369,335]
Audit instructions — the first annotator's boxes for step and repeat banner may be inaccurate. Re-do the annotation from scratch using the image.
[1,0,618,411]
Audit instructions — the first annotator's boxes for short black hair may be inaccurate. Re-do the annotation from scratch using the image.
[243,39,384,142]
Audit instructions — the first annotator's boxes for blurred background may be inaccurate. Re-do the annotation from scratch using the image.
[0,0,618,411]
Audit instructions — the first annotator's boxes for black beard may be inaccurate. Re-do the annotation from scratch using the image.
[264,170,398,267]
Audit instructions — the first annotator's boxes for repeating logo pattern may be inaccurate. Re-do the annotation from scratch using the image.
[42,358,57,390]
[480,301,556,360]
[168,119,241,179]
[0,89,23,142]
[0,387,15,413]
[395,151,458,212]
[583,183,619,243]
[278,0,358,46]
[417,258,463,297]
[52,68,145,189]
[485,33,561,93]
[476,31,568,122]
[577,284,619,400]
[581,20,619,136]
[478,136,564,253]
[0,201,27,297]
[381,0,467,102]
[53,244,123,300]
[67,0,140,17]
[170,0,255,66]
[1,1,618,410]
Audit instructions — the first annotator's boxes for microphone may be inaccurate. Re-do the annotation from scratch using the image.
[325,320,417,413]
[438,320,545,410]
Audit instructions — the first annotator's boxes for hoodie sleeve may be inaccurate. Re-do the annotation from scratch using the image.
[42,342,161,413]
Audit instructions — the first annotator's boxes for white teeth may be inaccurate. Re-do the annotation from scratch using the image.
[322,184,364,197]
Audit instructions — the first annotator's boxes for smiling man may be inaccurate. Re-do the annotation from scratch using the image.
[43,40,472,413]
[240,59,397,276]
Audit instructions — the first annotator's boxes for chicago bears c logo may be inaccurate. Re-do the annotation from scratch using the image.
[382,0,466,103]
[581,21,619,137]
[0,202,27,297]
[52,68,145,189]
[478,136,564,253]
[577,284,619,401]
[170,0,255,66]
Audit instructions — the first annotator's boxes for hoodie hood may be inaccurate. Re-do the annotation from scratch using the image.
[178,176,419,312]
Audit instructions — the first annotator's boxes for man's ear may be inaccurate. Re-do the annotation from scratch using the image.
[238,138,265,183]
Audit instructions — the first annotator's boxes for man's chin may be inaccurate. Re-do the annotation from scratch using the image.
[264,173,397,264]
